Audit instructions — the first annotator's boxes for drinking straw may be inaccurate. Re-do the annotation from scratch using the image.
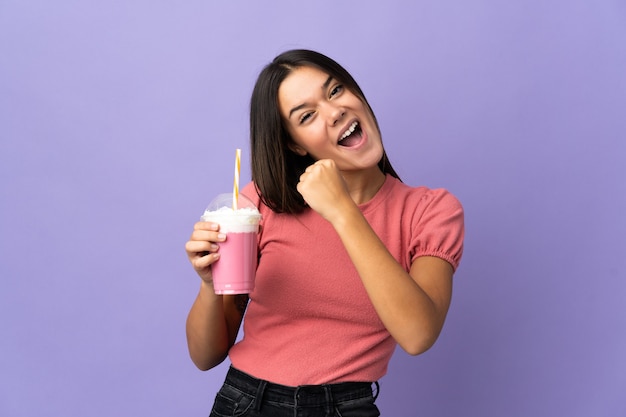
[232,148,241,210]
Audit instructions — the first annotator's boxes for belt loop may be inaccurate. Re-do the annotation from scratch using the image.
[253,379,268,412]
[324,385,334,417]
[293,387,300,417]
[372,381,380,401]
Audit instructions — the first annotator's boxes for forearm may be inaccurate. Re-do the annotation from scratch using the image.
[332,206,449,355]
[185,282,232,370]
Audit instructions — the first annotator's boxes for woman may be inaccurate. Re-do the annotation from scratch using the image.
[185,49,464,416]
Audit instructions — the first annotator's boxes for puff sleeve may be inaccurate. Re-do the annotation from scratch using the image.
[410,189,465,271]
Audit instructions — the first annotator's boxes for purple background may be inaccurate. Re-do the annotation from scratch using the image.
[1,1,625,416]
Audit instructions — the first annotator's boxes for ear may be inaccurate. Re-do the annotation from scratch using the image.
[288,142,308,156]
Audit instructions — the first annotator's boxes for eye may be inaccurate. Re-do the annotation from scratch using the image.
[329,84,344,98]
[299,111,314,124]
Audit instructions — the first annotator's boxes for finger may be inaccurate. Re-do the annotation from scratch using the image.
[315,159,333,168]
[193,221,220,231]
[192,251,220,270]
[189,229,226,243]
[185,240,219,255]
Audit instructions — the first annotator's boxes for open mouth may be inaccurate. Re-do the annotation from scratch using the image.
[338,121,363,147]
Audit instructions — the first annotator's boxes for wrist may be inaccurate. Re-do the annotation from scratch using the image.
[199,280,220,300]
[330,202,361,230]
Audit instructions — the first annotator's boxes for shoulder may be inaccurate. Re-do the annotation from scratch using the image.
[241,181,278,220]
[385,177,463,216]
[241,182,260,205]
[366,176,465,271]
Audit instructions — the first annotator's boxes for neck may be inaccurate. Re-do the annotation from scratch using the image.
[341,167,387,205]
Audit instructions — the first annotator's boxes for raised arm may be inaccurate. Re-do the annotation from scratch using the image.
[330,211,453,355]
[296,160,457,355]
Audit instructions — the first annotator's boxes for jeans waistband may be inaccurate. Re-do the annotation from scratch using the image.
[224,366,379,409]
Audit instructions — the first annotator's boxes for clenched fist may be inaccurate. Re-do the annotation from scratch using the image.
[296,159,353,222]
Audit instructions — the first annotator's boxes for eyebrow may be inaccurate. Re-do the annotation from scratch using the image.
[288,75,334,119]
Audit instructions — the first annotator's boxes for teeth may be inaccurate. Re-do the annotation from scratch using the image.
[340,122,358,140]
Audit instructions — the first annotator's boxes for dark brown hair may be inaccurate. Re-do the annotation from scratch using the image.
[250,49,400,214]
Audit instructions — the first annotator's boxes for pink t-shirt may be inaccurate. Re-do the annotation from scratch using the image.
[229,175,464,386]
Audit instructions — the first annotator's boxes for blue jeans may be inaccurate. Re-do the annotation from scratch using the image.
[209,366,380,417]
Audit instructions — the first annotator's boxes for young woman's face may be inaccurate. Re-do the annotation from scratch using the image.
[277,66,383,172]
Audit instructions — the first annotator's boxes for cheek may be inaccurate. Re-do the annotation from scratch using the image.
[292,126,327,148]
[284,127,310,155]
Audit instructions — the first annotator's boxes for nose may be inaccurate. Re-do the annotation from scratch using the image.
[327,104,345,126]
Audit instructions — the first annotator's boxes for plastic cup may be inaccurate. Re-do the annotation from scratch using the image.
[200,193,261,294]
